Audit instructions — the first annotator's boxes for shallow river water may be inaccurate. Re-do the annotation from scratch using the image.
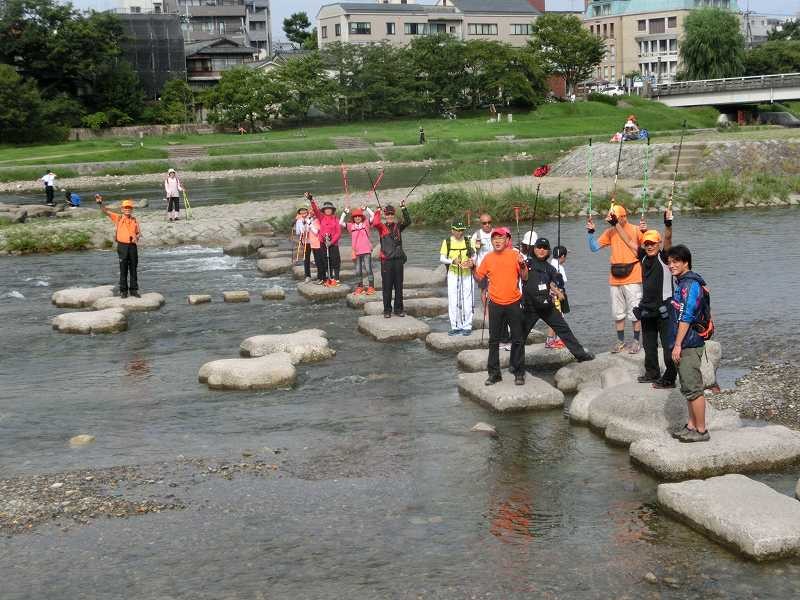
[1,208,799,598]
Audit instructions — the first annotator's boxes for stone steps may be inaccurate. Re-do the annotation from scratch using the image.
[332,137,371,150]
[167,145,209,160]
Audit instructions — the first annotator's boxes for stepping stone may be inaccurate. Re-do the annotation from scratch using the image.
[363,297,448,317]
[92,292,165,312]
[402,265,447,288]
[427,329,546,353]
[629,425,800,480]
[261,287,285,300]
[658,474,800,561]
[258,247,294,259]
[357,314,430,342]
[469,315,547,343]
[568,385,603,424]
[471,422,498,437]
[223,290,250,303]
[346,288,437,308]
[456,343,575,372]
[292,265,355,280]
[297,281,351,301]
[53,308,127,334]
[257,257,293,276]
[188,294,212,305]
[69,434,95,447]
[555,352,642,393]
[239,329,334,364]
[223,236,263,256]
[51,285,114,308]
[588,382,741,446]
[457,372,564,412]
[198,353,296,391]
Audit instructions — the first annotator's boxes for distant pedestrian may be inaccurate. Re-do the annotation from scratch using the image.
[63,190,81,208]
[164,168,184,222]
[40,169,56,206]
[96,194,141,298]
[419,127,425,144]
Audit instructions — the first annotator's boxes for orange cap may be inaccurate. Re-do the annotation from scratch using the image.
[121,199,135,209]
[642,229,662,244]
[611,204,627,218]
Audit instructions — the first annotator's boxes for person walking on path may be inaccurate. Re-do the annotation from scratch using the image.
[307,193,342,286]
[40,170,56,206]
[520,237,594,363]
[440,221,475,336]
[587,203,645,353]
[666,244,711,443]
[341,205,376,295]
[473,227,528,386]
[164,168,184,222]
[96,194,141,298]
[373,201,410,317]
[419,127,426,144]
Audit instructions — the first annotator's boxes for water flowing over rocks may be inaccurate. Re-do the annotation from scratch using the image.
[187,294,211,304]
[261,287,286,300]
[198,353,296,390]
[296,281,352,301]
[92,292,165,312]
[658,474,800,561]
[357,314,430,342]
[51,285,114,308]
[363,297,448,317]
[257,257,293,276]
[239,329,334,364]
[52,307,127,334]
[222,290,250,303]
[457,372,564,412]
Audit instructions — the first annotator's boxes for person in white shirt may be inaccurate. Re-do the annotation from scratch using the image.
[164,168,185,222]
[40,170,56,205]
[470,213,495,267]
[546,245,570,349]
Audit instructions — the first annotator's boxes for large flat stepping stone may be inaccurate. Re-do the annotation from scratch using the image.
[457,372,564,412]
[402,265,447,288]
[257,257,293,276]
[188,294,211,305]
[239,329,334,364]
[457,343,575,372]
[469,315,547,343]
[588,382,741,446]
[658,474,800,561]
[92,292,165,312]
[257,248,294,259]
[427,329,545,353]
[292,265,355,280]
[261,287,285,300]
[630,425,800,480]
[357,314,430,342]
[198,353,296,390]
[51,285,114,308]
[223,236,264,256]
[568,386,603,424]
[223,290,250,303]
[555,352,641,393]
[363,297,448,317]
[53,308,127,334]
[346,288,437,308]
[297,281,352,301]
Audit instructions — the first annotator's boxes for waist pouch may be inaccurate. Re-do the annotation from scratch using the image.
[610,262,637,278]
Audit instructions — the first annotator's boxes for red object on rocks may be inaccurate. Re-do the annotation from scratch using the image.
[533,165,550,177]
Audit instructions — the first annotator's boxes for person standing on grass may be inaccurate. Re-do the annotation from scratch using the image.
[473,227,528,387]
[440,221,474,336]
[373,200,410,318]
[419,127,426,144]
[96,195,141,299]
[587,203,644,354]
[40,169,56,206]
[666,244,710,443]
[164,168,184,222]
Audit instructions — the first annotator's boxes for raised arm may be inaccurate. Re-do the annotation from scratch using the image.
[586,217,601,252]
[614,222,640,254]
[663,208,673,251]
[398,205,411,231]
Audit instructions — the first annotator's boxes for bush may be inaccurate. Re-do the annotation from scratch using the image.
[82,112,109,130]
[587,92,619,106]
[687,174,741,209]
[3,228,92,253]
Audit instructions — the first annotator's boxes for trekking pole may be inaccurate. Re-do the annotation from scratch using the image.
[557,192,562,248]
[527,183,541,246]
[341,163,350,208]
[668,119,687,212]
[404,167,432,204]
[611,135,624,211]
[480,289,488,344]
[182,190,193,221]
[641,136,651,221]
[513,206,521,249]
[587,138,593,217]
[365,168,383,209]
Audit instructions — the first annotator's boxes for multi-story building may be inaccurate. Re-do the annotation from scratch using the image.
[316,0,544,49]
[185,37,259,88]
[164,0,270,51]
[117,0,165,13]
[583,0,742,86]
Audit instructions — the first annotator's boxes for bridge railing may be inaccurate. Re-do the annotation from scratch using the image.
[652,72,800,96]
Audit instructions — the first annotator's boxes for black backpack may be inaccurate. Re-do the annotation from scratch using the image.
[692,283,715,340]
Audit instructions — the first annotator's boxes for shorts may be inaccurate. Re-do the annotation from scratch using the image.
[677,345,705,401]
[610,283,643,322]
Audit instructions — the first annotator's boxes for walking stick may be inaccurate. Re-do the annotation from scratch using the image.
[182,190,192,221]
[556,192,562,248]
[668,119,687,212]
[365,168,384,209]
[641,136,651,222]
[513,206,521,249]
[340,163,350,208]
[527,183,541,247]
[610,135,623,211]
[404,168,432,204]
[587,138,593,217]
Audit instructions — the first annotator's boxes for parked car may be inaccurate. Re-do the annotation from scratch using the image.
[600,85,625,97]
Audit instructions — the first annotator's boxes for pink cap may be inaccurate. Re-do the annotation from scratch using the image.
[490,226,512,238]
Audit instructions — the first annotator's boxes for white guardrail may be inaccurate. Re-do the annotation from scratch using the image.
[653,72,800,95]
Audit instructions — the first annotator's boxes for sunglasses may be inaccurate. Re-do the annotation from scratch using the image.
[481,221,492,225]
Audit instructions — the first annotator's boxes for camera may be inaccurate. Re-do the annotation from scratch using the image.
[633,304,669,321]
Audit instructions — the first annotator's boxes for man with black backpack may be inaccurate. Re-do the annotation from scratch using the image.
[666,244,714,443]
[440,221,475,335]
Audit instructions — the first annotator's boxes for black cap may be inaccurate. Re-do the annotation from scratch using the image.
[534,238,551,249]
[384,205,396,215]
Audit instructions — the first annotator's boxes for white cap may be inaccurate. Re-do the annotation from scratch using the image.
[168,168,176,174]
[521,230,538,246]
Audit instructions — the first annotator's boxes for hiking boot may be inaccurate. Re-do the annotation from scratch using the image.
[366,286,376,295]
[448,329,460,336]
[553,339,566,349]
[671,424,693,439]
[627,340,641,354]
[313,280,325,286]
[485,374,502,386]
[120,292,128,299]
[355,287,364,296]
[461,329,472,336]
[544,337,556,349]
[131,292,140,298]
[679,429,710,443]
[334,279,340,285]
[500,343,511,352]
[514,373,525,386]
[653,378,676,389]
[395,311,405,317]
[304,277,312,283]
[577,352,595,362]
[384,312,391,319]
[611,341,626,353]
[638,374,660,384]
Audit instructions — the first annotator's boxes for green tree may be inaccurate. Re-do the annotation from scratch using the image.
[679,7,744,80]
[283,12,314,47]
[767,20,800,42]
[350,42,421,119]
[528,13,605,95]
[90,60,145,121]
[407,34,469,113]
[321,41,361,120]
[204,67,283,131]
[0,63,68,142]
[461,41,546,109]
[159,78,195,124]
[275,51,332,121]
[744,40,800,75]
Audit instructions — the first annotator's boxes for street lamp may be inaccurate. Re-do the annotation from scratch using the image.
[657,55,661,86]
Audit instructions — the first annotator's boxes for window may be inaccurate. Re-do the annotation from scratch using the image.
[404,23,428,35]
[321,25,328,39]
[589,25,593,35]
[649,19,665,34]
[386,22,395,35]
[511,23,533,35]
[602,23,607,38]
[335,23,341,36]
[668,16,677,28]
[610,23,614,38]
[130,6,141,13]
[430,23,446,33]
[669,38,677,52]
[350,22,371,35]
[467,23,498,35]
[637,19,646,31]
[659,39,667,52]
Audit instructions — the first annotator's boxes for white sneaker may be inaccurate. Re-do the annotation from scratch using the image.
[501,343,511,351]
[304,277,311,283]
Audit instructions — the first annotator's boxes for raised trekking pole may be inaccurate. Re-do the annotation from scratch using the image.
[404,167,432,204]
[340,162,350,208]
[513,206,521,249]
[587,138,593,217]
[182,189,192,221]
[557,192,562,248]
[641,136,651,222]
[668,119,687,212]
[365,168,384,209]
[527,183,541,247]
[610,135,624,211]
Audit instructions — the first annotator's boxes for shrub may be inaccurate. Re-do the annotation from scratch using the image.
[687,174,741,209]
[3,228,92,253]
[587,92,619,106]
[82,112,109,130]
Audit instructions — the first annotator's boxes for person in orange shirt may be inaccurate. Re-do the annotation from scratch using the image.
[97,195,141,298]
[587,203,645,353]
[472,227,528,386]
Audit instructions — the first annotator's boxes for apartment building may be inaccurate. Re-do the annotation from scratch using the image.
[583,0,740,85]
[164,0,271,51]
[316,0,544,49]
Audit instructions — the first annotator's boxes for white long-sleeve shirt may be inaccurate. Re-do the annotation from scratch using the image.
[40,173,55,187]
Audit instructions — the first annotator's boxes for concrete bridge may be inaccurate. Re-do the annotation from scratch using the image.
[649,73,800,107]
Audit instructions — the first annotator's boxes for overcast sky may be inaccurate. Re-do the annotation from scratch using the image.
[71,0,800,43]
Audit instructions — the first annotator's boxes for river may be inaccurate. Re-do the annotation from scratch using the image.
[0,208,799,598]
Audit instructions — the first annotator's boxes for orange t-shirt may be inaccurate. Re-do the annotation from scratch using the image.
[597,223,643,285]
[107,211,140,244]
[475,248,523,305]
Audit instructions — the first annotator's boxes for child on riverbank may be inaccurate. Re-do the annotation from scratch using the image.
[340,205,376,295]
